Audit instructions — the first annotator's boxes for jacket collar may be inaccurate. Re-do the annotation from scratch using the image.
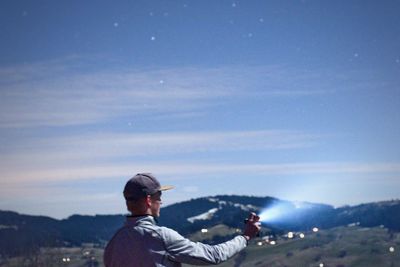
[125,214,157,226]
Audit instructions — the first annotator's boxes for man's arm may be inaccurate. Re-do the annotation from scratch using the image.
[161,228,247,265]
[161,213,260,265]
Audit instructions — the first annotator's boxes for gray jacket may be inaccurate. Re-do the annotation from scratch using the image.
[104,215,248,267]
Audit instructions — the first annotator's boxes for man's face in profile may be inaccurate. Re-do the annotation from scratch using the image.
[150,191,162,217]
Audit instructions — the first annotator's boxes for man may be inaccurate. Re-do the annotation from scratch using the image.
[104,173,261,267]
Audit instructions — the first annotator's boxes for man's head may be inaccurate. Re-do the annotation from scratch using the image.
[123,173,173,217]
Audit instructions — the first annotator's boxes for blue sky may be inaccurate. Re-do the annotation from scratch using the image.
[0,0,399,219]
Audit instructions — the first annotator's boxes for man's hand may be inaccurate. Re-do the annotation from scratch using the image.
[243,212,261,241]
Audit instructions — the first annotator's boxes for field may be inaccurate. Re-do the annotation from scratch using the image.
[186,225,400,267]
[1,226,399,267]
[0,245,104,267]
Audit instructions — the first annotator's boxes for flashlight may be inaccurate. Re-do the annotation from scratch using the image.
[244,213,261,237]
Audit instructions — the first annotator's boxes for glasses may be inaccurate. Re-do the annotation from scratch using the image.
[150,191,162,202]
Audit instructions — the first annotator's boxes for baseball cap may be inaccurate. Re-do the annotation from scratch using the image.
[123,173,174,201]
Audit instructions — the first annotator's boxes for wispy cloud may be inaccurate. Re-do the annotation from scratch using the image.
[0,59,339,128]
[0,129,324,194]
[0,130,320,166]
[1,160,399,186]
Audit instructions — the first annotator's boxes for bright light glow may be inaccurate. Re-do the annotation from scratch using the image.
[299,233,305,238]
[258,201,316,224]
[313,227,319,232]
[270,240,276,245]
[257,241,263,246]
[201,229,208,233]
[389,246,395,253]
[259,202,291,223]
[287,232,294,239]
[319,263,324,267]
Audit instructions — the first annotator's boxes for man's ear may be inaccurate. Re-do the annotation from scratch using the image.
[145,195,152,207]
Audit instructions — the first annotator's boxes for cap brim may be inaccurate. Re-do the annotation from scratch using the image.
[160,185,174,191]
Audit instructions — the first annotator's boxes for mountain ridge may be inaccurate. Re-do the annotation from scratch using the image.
[1,195,399,258]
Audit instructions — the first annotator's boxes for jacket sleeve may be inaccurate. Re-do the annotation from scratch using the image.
[160,227,247,265]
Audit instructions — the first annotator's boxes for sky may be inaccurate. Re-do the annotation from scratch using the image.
[0,0,399,219]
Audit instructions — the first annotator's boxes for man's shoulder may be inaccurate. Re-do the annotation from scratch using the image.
[156,225,187,244]
[126,217,187,243]
[136,220,175,236]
